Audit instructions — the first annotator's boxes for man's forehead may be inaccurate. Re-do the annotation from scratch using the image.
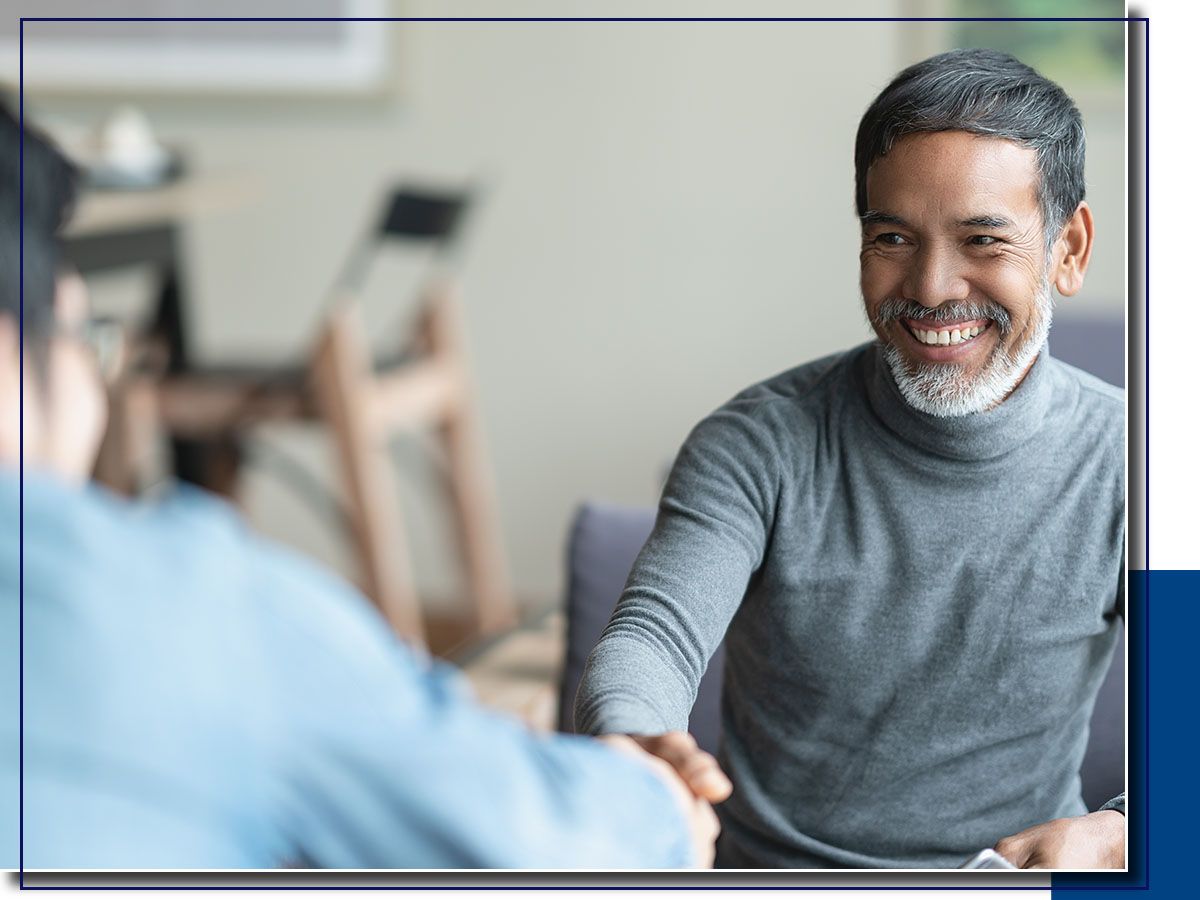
[864,131,1041,221]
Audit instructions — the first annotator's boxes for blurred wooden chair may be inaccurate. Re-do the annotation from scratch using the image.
[94,186,517,649]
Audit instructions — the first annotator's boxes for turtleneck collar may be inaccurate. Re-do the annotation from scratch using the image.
[861,342,1054,462]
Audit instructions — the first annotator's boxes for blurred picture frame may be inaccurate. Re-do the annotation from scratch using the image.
[1,0,389,95]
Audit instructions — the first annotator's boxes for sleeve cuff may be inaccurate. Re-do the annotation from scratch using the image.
[1098,792,1126,816]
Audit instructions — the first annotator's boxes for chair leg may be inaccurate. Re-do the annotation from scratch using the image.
[423,285,518,637]
[312,308,426,646]
[440,401,519,636]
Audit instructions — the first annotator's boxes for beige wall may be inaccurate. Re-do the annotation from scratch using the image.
[24,1,1127,608]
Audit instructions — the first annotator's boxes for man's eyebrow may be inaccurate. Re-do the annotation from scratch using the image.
[859,210,907,227]
[957,214,1014,228]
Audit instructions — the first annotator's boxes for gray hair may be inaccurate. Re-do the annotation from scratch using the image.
[854,48,1086,243]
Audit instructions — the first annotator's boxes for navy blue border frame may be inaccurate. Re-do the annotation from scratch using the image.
[14,13,1149,894]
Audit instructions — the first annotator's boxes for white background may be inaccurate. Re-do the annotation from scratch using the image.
[1144,0,1196,570]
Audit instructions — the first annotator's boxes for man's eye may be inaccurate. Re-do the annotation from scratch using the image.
[970,235,1000,246]
[876,233,906,246]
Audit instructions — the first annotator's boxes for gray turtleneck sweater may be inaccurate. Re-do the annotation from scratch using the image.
[575,342,1124,869]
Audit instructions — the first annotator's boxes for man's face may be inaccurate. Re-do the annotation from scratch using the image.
[859,130,1054,416]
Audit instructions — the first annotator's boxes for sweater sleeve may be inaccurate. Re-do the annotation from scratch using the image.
[574,402,780,736]
[247,537,695,869]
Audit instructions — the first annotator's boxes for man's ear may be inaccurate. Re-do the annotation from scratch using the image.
[1051,202,1094,297]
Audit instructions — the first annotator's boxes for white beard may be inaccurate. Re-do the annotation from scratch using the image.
[879,283,1054,418]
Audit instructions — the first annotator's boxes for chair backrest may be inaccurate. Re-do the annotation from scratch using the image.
[559,501,1125,809]
[376,188,470,242]
[332,186,473,301]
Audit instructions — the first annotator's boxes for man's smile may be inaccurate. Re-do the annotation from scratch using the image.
[897,317,994,363]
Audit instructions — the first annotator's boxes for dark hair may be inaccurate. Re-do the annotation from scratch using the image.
[1,102,79,355]
[854,48,1086,240]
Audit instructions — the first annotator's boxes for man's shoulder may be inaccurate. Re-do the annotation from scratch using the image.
[8,472,340,621]
[680,345,867,461]
[1048,355,1124,407]
[91,479,254,571]
[1046,355,1124,435]
[1043,357,1124,490]
[724,344,867,413]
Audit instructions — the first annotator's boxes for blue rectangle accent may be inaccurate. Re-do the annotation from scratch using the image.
[1053,570,1196,896]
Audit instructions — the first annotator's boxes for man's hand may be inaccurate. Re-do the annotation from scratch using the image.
[625,732,733,804]
[598,734,721,867]
[994,810,1126,869]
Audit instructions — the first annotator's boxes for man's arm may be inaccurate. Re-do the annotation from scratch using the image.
[248,536,712,869]
[574,403,780,737]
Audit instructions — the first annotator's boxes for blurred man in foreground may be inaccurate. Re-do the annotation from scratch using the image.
[0,106,728,870]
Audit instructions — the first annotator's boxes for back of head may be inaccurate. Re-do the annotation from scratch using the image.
[854,48,1086,240]
[1,103,79,354]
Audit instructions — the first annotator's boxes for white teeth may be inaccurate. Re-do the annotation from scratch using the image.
[913,323,986,346]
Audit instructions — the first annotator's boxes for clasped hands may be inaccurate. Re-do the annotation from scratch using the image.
[598,731,731,867]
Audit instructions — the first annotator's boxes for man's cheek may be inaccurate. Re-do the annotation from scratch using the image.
[860,262,900,307]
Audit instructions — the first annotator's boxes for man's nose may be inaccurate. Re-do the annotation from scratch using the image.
[901,244,970,308]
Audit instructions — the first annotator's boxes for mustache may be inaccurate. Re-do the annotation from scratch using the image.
[871,298,1013,335]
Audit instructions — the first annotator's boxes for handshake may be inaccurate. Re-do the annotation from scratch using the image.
[598,732,732,868]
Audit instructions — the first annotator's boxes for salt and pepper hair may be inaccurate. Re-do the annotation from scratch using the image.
[854,48,1086,244]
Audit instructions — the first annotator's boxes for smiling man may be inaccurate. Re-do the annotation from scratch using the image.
[576,49,1126,869]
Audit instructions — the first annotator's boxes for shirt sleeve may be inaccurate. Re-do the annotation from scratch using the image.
[244,536,695,869]
[574,401,780,736]
[1098,793,1126,816]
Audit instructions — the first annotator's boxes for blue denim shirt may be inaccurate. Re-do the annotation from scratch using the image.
[1,470,690,869]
